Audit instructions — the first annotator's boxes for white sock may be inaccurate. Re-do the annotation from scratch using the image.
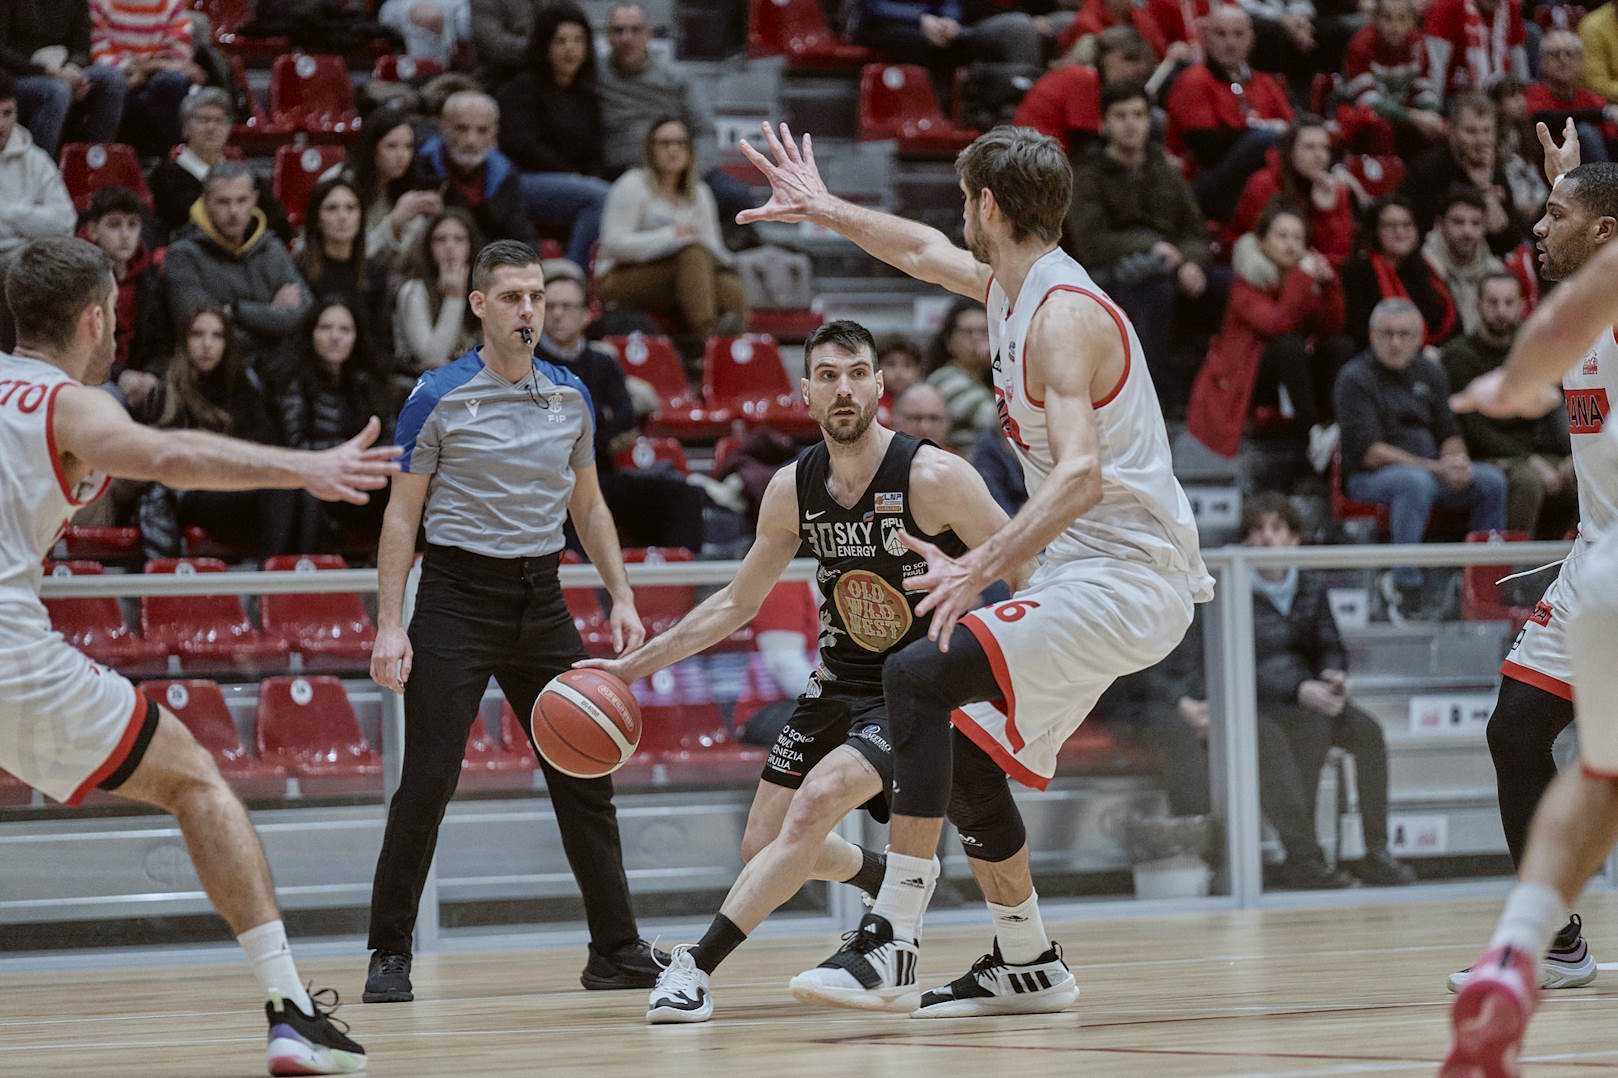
[988,889,1050,965]
[1488,882,1566,958]
[871,851,938,942]
[238,920,313,1014]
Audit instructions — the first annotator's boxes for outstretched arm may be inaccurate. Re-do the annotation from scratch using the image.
[738,122,991,301]
[577,464,804,683]
[52,383,399,502]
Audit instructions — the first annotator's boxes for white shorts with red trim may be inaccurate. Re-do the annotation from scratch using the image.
[0,604,142,805]
[1498,541,1595,703]
[951,557,1198,789]
[1562,530,1618,776]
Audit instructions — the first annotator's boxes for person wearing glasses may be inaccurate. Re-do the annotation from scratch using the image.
[595,115,746,339]
[363,239,667,1005]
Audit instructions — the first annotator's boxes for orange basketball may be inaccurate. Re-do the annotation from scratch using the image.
[532,669,642,778]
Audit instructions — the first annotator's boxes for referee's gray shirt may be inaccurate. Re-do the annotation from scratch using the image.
[395,348,596,558]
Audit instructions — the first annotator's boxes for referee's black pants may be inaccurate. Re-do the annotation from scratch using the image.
[367,544,641,956]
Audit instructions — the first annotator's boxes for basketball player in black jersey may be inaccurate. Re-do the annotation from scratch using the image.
[577,320,1029,1023]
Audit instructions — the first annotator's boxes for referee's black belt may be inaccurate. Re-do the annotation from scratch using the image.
[423,543,564,587]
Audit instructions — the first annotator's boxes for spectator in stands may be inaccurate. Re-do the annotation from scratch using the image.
[1242,492,1417,889]
[0,72,75,266]
[1238,0,1320,98]
[1583,1,1618,103]
[1230,115,1357,266]
[85,185,169,411]
[468,0,537,88]
[345,103,442,269]
[148,88,292,245]
[1490,75,1551,225]
[1011,60,1102,154]
[971,421,1027,516]
[138,304,292,558]
[1423,0,1529,102]
[378,0,471,65]
[0,1,123,159]
[494,2,610,269]
[1337,0,1447,156]
[1439,272,1577,536]
[1067,78,1210,409]
[1400,92,1530,254]
[846,0,1044,98]
[164,161,314,376]
[537,268,706,551]
[1529,29,1618,163]
[925,298,997,453]
[597,3,754,223]
[1334,297,1507,616]
[596,116,746,339]
[1422,184,1506,339]
[1340,195,1458,347]
[88,0,203,157]
[1060,0,1172,63]
[394,208,482,377]
[278,299,390,552]
[892,382,953,447]
[876,334,924,414]
[416,90,535,247]
[1165,6,1295,221]
[1187,202,1347,469]
[295,176,391,373]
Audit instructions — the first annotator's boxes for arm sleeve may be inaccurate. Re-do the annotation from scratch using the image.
[571,395,596,471]
[231,246,313,336]
[1234,269,1320,337]
[595,353,638,450]
[89,2,130,69]
[469,0,529,72]
[395,379,442,474]
[1335,365,1384,468]
[1581,22,1618,101]
[7,160,76,239]
[1166,171,1212,264]
[496,83,569,172]
[397,279,466,371]
[162,244,210,330]
[1426,359,1462,444]
[597,174,686,264]
[278,388,309,449]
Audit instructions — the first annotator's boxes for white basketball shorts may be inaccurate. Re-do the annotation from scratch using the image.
[1499,536,1601,702]
[1562,531,1618,775]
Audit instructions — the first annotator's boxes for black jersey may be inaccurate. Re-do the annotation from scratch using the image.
[795,432,968,688]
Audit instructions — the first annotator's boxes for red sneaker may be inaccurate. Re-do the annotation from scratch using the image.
[1441,945,1539,1078]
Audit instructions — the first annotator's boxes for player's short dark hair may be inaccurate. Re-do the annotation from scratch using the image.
[955,125,1072,244]
[1100,78,1148,115]
[472,239,540,294]
[803,319,878,376]
[1562,162,1618,222]
[1241,491,1302,539]
[5,237,115,351]
[1439,183,1487,217]
[85,185,144,223]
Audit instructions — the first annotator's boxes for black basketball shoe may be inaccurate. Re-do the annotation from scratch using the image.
[266,988,366,1075]
[362,950,413,1003]
[581,938,671,990]
[911,939,1078,1018]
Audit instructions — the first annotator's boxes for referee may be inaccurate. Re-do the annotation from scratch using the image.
[363,240,663,1002]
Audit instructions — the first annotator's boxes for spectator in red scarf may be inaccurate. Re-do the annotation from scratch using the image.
[1337,0,1447,155]
[1340,194,1458,347]
[1423,0,1529,102]
[1228,115,1358,265]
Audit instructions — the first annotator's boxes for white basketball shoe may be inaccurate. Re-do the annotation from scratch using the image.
[789,913,921,1011]
[1446,915,1596,993]
[911,940,1078,1018]
[646,946,713,1024]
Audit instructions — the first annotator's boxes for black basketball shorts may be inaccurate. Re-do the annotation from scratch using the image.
[760,671,894,822]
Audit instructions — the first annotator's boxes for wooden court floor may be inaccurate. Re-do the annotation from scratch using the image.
[7,893,1618,1077]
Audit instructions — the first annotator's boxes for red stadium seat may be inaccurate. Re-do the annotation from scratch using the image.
[711,434,744,475]
[1330,449,1389,527]
[196,0,288,58]
[635,660,763,784]
[371,54,445,82]
[858,64,980,156]
[181,525,258,562]
[1460,530,1537,632]
[55,525,140,561]
[622,547,696,637]
[42,561,170,676]
[615,436,690,475]
[259,555,376,672]
[223,53,293,150]
[561,578,614,657]
[140,558,291,674]
[748,0,875,69]
[256,675,383,795]
[747,308,824,340]
[58,143,151,211]
[269,54,361,141]
[702,335,818,437]
[1054,714,1139,775]
[1341,154,1405,200]
[459,704,538,791]
[730,652,788,729]
[274,143,347,230]
[139,679,288,797]
[605,333,731,439]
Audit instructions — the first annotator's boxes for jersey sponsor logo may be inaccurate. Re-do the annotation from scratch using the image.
[875,491,904,513]
[815,564,839,585]
[1567,387,1609,434]
[994,386,1029,451]
[1530,599,1553,627]
[880,517,908,557]
[832,569,914,652]
[901,561,928,578]
[0,378,50,413]
[804,520,879,558]
[858,723,892,754]
[466,398,480,419]
[805,509,827,521]
[1584,350,1600,377]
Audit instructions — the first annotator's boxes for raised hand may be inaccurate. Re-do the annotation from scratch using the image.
[302,416,403,503]
[1538,117,1581,185]
[736,122,830,226]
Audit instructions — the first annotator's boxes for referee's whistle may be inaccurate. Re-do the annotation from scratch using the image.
[519,327,534,345]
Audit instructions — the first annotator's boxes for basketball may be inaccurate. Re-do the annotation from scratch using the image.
[531,669,642,778]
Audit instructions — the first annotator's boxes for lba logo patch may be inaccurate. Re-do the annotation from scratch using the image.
[875,491,904,513]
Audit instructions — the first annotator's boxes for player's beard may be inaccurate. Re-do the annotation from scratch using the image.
[963,213,991,265]
[1541,235,1593,282]
[820,395,877,445]
[86,316,116,385]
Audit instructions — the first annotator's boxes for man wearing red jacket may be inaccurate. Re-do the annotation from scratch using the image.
[1526,29,1618,163]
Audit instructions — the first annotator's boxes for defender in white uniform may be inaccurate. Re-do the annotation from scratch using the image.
[0,237,397,1075]
[738,123,1212,1019]
[1443,152,1618,1076]
[1447,148,1618,998]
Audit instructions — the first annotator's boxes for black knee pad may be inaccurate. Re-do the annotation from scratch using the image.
[946,731,1026,862]
[1486,676,1575,760]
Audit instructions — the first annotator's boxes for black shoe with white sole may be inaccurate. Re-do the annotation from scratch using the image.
[912,940,1078,1018]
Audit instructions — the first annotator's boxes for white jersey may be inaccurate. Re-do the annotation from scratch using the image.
[986,248,1212,593]
[0,353,110,617]
[1563,325,1618,544]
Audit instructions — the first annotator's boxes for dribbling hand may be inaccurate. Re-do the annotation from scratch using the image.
[302,417,403,504]
[1450,368,1564,419]
[898,529,986,653]
[736,122,829,226]
[370,626,412,694]
[608,599,646,655]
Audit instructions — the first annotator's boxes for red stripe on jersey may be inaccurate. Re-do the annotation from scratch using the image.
[961,611,1024,752]
[1501,659,1574,701]
[1025,285,1133,409]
